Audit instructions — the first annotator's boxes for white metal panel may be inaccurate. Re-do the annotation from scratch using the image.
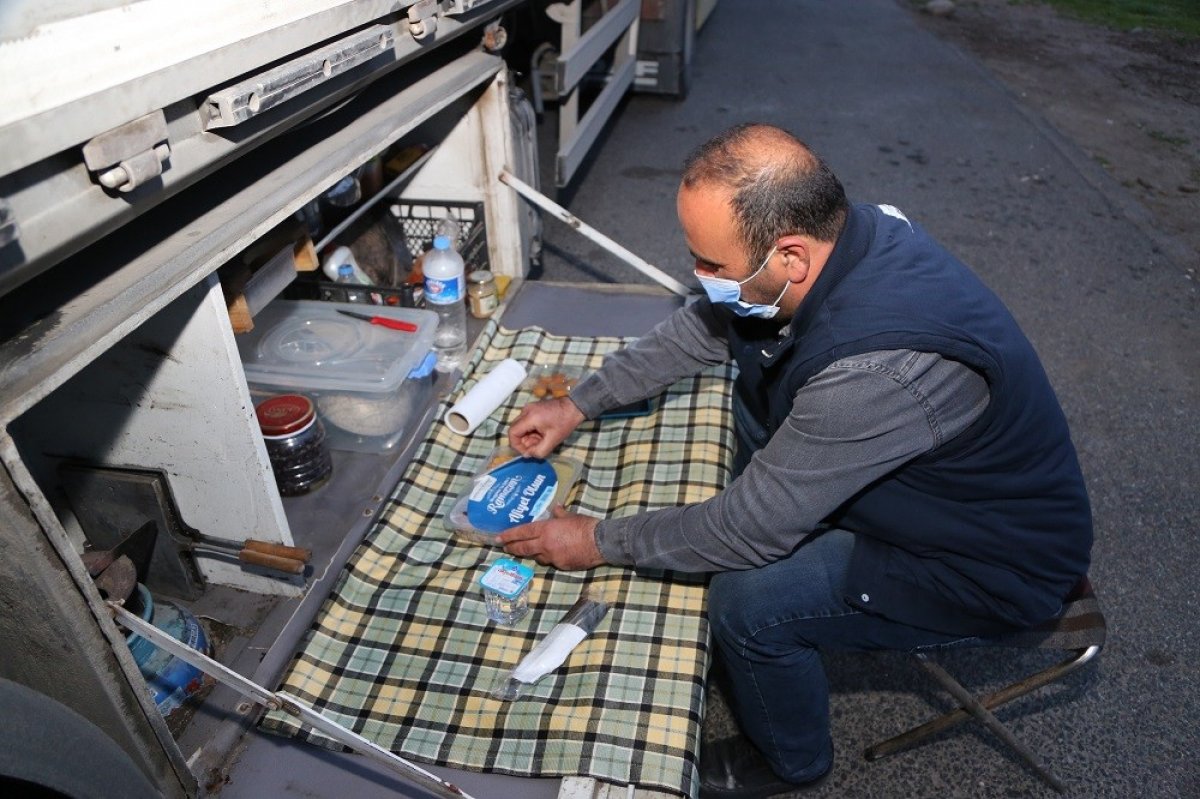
[10,275,298,595]
[0,0,376,129]
[400,70,530,277]
[476,72,531,279]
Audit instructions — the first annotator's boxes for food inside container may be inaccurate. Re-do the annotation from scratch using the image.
[237,300,437,453]
[447,446,583,546]
[521,364,587,399]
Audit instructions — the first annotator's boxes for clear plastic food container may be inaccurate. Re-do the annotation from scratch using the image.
[446,445,583,546]
[521,364,587,399]
[237,300,437,453]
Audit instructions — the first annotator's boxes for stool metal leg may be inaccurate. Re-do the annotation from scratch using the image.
[912,653,1067,793]
[865,645,1100,762]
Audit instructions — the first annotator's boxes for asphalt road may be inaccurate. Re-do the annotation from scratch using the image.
[533,1,1200,797]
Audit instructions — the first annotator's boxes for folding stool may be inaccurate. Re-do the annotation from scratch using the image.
[865,576,1106,793]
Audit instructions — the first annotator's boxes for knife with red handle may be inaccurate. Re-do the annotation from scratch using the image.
[337,309,418,332]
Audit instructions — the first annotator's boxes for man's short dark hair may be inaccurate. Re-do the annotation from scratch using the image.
[682,124,849,264]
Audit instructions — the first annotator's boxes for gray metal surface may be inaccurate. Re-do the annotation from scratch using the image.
[59,466,208,601]
[0,461,195,798]
[223,735,564,799]
[535,1,1199,797]
[633,0,695,97]
[0,50,502,424]
[501,280,684,337]
[0,0,522,293]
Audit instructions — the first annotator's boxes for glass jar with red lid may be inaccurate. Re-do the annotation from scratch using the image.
[255,394,333,496]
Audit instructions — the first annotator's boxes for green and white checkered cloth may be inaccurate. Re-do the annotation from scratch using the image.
[261,320,738,798]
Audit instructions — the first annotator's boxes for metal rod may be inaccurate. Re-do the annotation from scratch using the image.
[108,602,479,799]
[498,169,693,297]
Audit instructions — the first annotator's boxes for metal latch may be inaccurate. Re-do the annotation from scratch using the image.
[407,0,439,40]
[202,25,396,129]
[82,110,171,193]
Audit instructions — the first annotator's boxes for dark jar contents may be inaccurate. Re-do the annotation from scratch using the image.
[256,394,333,496]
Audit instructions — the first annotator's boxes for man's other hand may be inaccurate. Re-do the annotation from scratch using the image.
[508,397,585,458]
[497,505,604,570]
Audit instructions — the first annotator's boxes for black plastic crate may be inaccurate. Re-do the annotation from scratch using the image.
[391,199,488,274]
[287,199,488,307]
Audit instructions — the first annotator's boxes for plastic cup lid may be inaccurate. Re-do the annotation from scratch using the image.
[480,558,535,598]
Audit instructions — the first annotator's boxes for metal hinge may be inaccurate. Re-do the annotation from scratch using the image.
[82,111,171,193]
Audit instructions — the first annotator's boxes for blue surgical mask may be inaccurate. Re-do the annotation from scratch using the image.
[695,246,788,319]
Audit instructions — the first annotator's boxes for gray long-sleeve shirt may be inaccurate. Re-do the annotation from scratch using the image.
[569,300,991,572]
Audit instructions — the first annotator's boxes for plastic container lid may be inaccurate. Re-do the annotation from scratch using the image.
[466,457,559,533]
[237,300,437,394]
[480,558,535,599]
[255,394,316,436]
[447,446,583,546]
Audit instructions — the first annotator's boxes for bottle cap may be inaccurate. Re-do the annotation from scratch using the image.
[433,235,452,250]
[468,270,494,283]
[338,264,353,276]
[256,394,316,436]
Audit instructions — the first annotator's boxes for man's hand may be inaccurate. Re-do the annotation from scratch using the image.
[508,397,586,458]
[497,505,605,570]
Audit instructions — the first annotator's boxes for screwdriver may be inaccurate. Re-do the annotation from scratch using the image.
[336,309,418,332]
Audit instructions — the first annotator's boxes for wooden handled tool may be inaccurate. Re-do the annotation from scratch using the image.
[190,535,312,575]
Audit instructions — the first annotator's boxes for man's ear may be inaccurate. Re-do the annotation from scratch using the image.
[777,235,811,283]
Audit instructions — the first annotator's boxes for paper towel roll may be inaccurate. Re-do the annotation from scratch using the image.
[445,358,528,435]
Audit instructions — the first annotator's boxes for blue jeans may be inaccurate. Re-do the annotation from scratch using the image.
[706,529,972,783]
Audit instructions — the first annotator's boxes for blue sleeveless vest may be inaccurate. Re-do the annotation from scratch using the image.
[728,204,1092,635]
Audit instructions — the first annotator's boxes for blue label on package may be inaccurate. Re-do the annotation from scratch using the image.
[466,457,559,534]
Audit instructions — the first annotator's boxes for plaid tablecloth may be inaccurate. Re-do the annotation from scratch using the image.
[261,321,738,797]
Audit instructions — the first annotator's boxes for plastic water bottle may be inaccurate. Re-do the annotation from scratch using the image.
[423,234,466,369]
[336,264,364,303]
[322,245,370,285]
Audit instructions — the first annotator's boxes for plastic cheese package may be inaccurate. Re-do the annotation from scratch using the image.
[446,446,583,546]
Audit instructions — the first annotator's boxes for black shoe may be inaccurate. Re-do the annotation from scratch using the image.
[698,736,829,799]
